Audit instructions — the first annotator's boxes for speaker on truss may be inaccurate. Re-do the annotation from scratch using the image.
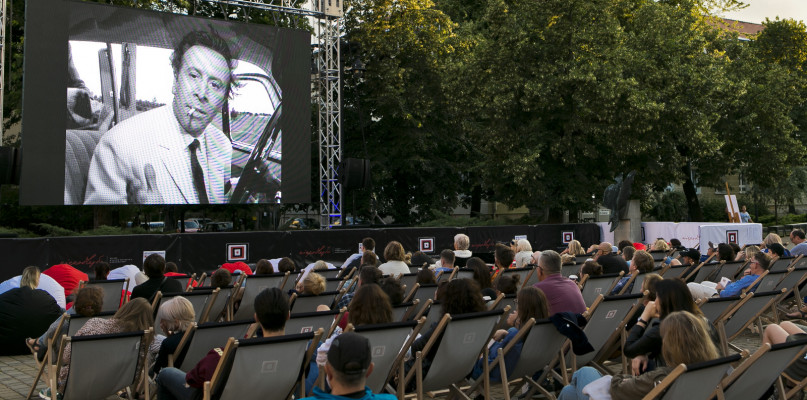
[338,158,370,191]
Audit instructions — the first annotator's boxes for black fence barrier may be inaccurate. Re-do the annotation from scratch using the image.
[0,223,600,281]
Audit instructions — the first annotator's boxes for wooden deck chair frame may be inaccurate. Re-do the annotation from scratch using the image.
[402,308,507,400]
[500,318,569,400]
[167,323,197,368]
[714,260,750,282]
[289,289,344,313]
[487,293,505,311]
[409,283,440,305]
[697,295,745,328]
[285,308,345,338]
[571,293,642,374]
[446,267,459,281]
[492,267,534,289]
[715,289,786,355]
[393,299,420,321]
[26,313,68,400]
[683,254,717,281]
[770,255,802,274]
[231,272,290,321]
[718,337,807,400]
[617,270,639,295]
[184,273,197,291]
[641,352,744,400]
[693,260,726,283]
[411,298,433,322]
[775,267,807,316]
[403,282,420,303]
[740,270,771,295]
[580,272,624,306]
[753,270,791,294]
[195,272,207,288]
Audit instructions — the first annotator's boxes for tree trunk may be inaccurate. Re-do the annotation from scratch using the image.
[788,198,797,214]
[681,164,703,221]
[470,185,481,218]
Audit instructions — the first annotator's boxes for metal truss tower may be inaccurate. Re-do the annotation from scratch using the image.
[0,0,6,137]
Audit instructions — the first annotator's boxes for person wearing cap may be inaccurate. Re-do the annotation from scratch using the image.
[301,332,396,400]
[156,287,290,400]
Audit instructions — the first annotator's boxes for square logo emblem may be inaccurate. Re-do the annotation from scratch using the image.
[227,244,248,262]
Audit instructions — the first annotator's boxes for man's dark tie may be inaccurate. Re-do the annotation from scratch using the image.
[189,139,209,204]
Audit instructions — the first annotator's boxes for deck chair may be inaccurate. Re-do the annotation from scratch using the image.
[290,290,343,313]
[616,271,639,295]
[314,268,343,280]
[629,272,654,295]
[409,283,440,305]
[580,272,624,306]
[167,324,196,368]
[56,329,153,400]
[775,267,807,315]
[65,311,116,336]
[402,309,507,399]
[740,270,771,295]
[719,337,807,400]
[285,309,344,338]
[198,286,233,324]
[641,353,744,400]
[753,270,790,294]
[422,302,444,332]
[713,261,748,282]
[393,300,420,321]
[232,272,290,321]
[397,273,419,291]
[693,261,725,283]
[698,295,743,326]
[715,289,786,354]
[155,290,217,334]
[26,314,68,400]
[493,267,534,289]
[660,264,690,279]
[179,319,254,371]
[562,263,580,278]
[572,293,643,372]
[472,318,569,400]
[202,330,322,400]
[324,277,346,292]
[167,274,194,291]
[84,278,129,312]
[770,256,799,273]
[352,318,426,393]
[449,268,475,282]
[490,293,517,313]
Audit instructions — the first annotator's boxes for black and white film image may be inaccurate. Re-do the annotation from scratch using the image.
[65,17,283,205]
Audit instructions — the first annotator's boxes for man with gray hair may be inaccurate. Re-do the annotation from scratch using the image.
[533,250,586,315]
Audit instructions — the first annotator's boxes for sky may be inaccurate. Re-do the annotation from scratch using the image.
[720,0,807,24]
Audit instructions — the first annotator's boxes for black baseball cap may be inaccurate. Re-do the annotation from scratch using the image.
[327,332,371,375]
[681,248,700,261]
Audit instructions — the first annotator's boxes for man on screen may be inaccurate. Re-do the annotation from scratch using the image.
[85,30,238,204]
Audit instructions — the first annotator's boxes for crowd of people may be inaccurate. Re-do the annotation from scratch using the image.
[2,230,807,399]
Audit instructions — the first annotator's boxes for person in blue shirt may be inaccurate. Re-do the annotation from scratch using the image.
[718,251,770,297]
[300,332,396,400]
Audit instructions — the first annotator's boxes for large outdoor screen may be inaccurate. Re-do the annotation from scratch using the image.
[21,0,311,205]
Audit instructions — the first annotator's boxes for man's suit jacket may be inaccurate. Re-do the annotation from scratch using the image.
[85,106,232,204]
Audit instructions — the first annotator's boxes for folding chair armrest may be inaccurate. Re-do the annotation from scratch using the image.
[741,270,769,295]
[403,283,420,304]
[606,271,625,294]
[584,295,605,320]
[500,318,535,355]
[618,271,639,295]
[641,363,687,400]
[487,293,505,311]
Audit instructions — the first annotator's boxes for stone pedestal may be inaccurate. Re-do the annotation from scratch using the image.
[614,199,642,243]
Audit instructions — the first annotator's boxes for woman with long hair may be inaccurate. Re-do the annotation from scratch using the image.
[471,287,550,381]
[559,311,720,400]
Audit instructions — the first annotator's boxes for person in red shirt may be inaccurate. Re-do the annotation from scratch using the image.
[155,287,290,400]
[220,261,253,276]
[42,264,88,300]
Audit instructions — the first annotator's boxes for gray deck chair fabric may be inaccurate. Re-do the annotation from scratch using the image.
[286,310,340,335]
[202,287,232,323]
[507,318,568,383]
[325,277,345,292]
[581,273,622,306]
[661,265,689,279]
[693,262,723,283]
[233,273,289,320]
[418,309,505,393]
[214,332,316,400]
[67,311,116,336]
[317,269,342,279]
[775,268,807,292]
[715,262,747,282]
[411,284,440,305]
[167,274,192,290]
[630,273,650,295]
[575,293,642,367]
[492,294,517,313]
[451,269,475,281]
[722,290,783,341]
[423,302,443,332]
[179,319,253,371]
[649,251,667,262]
[62,331,147,400]
[654,353,743,400]
[156,290,213,334]
[392,301,418,321]
[723,337,807,400]
[562,264,580,278]
[699,296,741,325]
[770,257,795,273]
[496,267,534,287]
[354,320,420,393]
[85,279,128,312]
[574,255,590,265]
[290,290,341,313]
[754,271,790,294]
[397,273,419,291]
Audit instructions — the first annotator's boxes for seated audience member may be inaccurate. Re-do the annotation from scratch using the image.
[762,321,807,384]
[416,268,436,285]
[378,241,411,276]
[625,278,719,375]
[472,287,550,382]
[0,268,67,309]
[768,242,786,260]
[43,264,89,301]
[452,233,473,267]
[495,274,520,296]
[611,250,654,295]
[578,261,604,284]
[467,257,496,300]
[594,242,629,274]
[716,243,737,262]
[669,238,684,251]
[378,277,405,306]
[254,259,275,275]
[560,254,576,266]
[107,264,148,299]
[617,240,633,253]
[156,288,290,400]
[405,279,486,383]
[92,261,110,280]
[210,268,232,289]
[431,249,455,275]
[0,267,62,356]
[30,286,103,361]
[302,332,397,400]
[296,272,327,296]
[301,260,337,282]
[164,262,179,273]
[561,239,586,256]
[491,244,516,281]
[52,298,155,397]
[152,296,196,376]
[131,254,184,301]
[220,261,253,276]
[514,239,533,268]
[688,252,771,300]
[341,237,377,277]
[558,311,720,400]
[621,246,635,264]
[736,245,760,262]
[649,239,670,253]
[163,262,195,289]
[534,250,586,315]
[276,257,297,274]
[410,252,434,270]
[790,229,807,256]
[337,266,383,309]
